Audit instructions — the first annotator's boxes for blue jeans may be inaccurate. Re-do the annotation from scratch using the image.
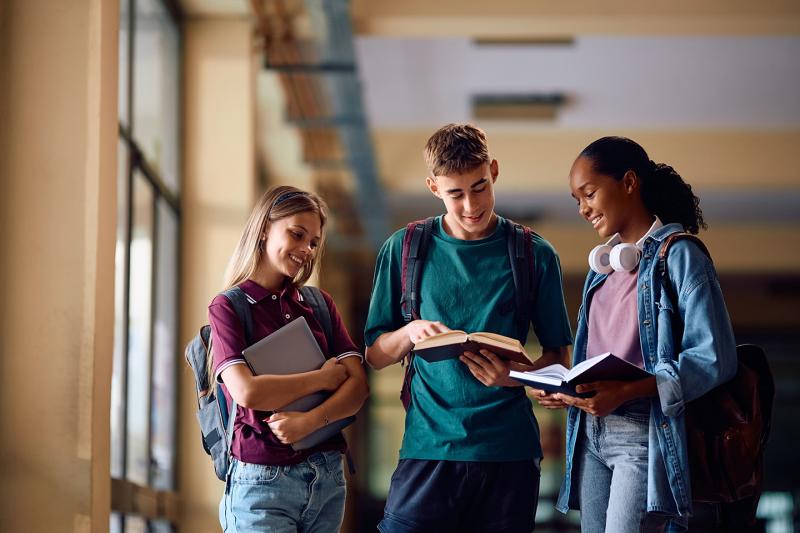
[378,458,541,533]
[576,401,671,533]
[219,451,346,533]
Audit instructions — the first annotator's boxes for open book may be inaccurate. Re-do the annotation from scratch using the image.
[242,317,355,450]
[413,330,534,366]
[509,352,651,398]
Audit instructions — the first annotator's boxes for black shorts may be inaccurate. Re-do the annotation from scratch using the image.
[378,458,541,533]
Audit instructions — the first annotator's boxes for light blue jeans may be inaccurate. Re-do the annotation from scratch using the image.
[219,451,346,533]
[576,400,671,533]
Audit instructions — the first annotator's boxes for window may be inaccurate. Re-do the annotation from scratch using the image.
[111,0,181,529]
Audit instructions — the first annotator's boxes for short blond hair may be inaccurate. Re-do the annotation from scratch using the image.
[423,123,490,177]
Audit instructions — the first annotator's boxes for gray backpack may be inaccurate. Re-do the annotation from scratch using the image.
[185,285,333,480]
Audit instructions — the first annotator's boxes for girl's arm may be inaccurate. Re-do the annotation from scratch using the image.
[555,376,657,417]
[220,359,348,411]
[655,241,737,417]
[267,356,369,444]
[269,289,370,444]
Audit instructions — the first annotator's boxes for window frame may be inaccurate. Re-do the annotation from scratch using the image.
[112,0,182,529]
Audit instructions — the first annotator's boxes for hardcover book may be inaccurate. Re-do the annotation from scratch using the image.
[509,352,651,398]
[412,330,534,366]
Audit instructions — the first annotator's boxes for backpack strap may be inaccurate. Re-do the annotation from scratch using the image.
[222,287,254,345]
[219,286,254,467]
[658,232,712,295]
[506,221,537,342]
[401,217,435,323]
[398,217,435,410]
[299,285,334,350]
[299,284,357,474]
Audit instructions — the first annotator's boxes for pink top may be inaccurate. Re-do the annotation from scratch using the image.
[586,269,644,368]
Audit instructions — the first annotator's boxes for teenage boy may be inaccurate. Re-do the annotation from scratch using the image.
[365,123,574,533]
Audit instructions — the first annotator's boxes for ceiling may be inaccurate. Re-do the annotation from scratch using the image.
[177,0,800,271]
[355,36,800,129]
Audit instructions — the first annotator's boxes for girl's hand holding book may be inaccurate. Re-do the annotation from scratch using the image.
[554,380,635,417]
[554,376,657,417]
[265,411,318,445]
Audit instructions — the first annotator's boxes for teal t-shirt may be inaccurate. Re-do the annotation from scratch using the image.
[364,216,573,461]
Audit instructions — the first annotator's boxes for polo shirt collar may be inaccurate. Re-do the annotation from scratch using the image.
[239,278,300,303]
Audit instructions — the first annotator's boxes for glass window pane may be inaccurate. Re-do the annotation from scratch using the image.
[150,519,174,533]
[151,199,178,490]
[126,170,154,486]
[125,515,147,533]
[133,0,180,193]
[109,512,123,533]
[111,138,131,479]
[119,0,130,125]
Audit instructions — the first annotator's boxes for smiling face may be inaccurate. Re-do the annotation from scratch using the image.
[569,156,648,242]
[426,160,499,240]
[262,211,322,281]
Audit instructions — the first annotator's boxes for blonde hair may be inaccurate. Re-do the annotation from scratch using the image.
[423,123,491,177]
[222,185,328,291]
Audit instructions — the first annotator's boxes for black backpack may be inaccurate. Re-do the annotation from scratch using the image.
[658,233,775,515]
[185,285,333,480]
[398,217,537,409]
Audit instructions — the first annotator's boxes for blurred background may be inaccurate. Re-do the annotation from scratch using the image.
[1,0,798,531]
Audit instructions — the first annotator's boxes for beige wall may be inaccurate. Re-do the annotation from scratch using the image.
[0,0,118,531]
[179,17,256,532]
[372,128,800,274]
[352,0,800,36]
[375,129,800,193]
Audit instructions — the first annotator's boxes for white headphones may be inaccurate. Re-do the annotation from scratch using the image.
[588,217,663,274]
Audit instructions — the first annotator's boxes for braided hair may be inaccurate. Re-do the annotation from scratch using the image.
[579,136,706,234]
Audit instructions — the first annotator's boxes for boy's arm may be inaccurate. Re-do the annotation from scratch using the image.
[365,229,452,370]
[460,345,570,388]
[527,346,573,408]
[366,320,450,370]
[529,345,569,371]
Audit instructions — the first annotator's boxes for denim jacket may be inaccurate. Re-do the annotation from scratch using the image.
[556,223,737,518]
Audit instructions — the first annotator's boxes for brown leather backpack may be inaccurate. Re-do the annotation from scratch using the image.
[659,233,775,507]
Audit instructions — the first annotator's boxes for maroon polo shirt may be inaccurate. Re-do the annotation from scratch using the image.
[208,279,361,465]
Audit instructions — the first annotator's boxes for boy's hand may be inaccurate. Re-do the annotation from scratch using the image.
[528,388,568,409]
[406,320,451,344]
[460,349,520,387]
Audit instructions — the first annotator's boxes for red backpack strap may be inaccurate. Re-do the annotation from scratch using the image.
[400,217,435,323]
[658,232,711,262]
[658,232,712,292]
[506,220,537,342]
[399,217,434,410]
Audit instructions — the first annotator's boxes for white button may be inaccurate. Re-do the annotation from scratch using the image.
[271,295,277,300]
[285,314,291,319]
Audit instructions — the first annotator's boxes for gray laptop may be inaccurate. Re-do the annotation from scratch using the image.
[242,316,355,450]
